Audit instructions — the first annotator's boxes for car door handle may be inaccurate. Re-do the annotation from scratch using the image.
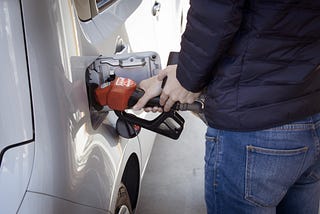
[152,1,161,16]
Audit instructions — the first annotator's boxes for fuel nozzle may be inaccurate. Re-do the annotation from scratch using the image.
[94,77,204,113]
[94,77,203,140]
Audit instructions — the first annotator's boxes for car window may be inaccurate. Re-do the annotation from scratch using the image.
[96,0,116,11]
[74,0,117,21]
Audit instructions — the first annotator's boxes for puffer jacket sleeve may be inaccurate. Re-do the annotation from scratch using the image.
[177,0,245,92]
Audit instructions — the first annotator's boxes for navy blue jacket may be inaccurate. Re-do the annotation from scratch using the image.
[177,0,320,131]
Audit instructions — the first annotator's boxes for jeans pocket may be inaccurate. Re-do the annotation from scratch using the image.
[205,136,218,166]
[245,145,308,207]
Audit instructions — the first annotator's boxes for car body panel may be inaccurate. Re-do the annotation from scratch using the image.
[0,0,33,150]
[0,143,34,214]
[0,1,34,212]
[19,191,110,214]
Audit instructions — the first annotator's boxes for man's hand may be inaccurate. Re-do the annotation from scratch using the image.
[133,65,200,112]
[132,74,164,112]
[159,65,200,112]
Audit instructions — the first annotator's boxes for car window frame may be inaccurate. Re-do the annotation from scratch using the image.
[74,0,118,22]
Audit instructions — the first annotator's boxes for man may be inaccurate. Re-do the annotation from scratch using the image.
[133,0,320,213]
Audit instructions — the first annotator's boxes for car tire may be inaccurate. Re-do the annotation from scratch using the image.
[115,183,133,214]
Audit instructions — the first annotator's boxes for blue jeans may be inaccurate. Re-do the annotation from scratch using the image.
[205,113,320,214]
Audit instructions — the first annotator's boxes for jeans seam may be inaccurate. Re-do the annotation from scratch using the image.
[312,125,320,158]
[248,146,309,155]
[245,145,266,207]
[205,128,220,213]
[245,146,252,205]
[214,139,219,185]
[264,125,315,131]
[214,134,221,213]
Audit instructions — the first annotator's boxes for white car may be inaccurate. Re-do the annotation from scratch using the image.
[0,0,188,213]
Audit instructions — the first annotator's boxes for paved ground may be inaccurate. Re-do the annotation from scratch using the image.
[136,112,207,214]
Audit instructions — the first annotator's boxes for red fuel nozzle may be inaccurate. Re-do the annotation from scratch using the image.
[95,76,204,113]
[95,77,137,111]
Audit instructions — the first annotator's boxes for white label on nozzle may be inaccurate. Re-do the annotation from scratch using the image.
[115,77,134,87]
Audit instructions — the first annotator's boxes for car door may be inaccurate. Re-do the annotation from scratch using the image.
[0,1,34,213]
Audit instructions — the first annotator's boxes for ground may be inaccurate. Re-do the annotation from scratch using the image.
[137,112,207,214]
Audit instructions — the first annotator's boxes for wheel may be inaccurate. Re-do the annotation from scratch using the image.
[115,183,133,214]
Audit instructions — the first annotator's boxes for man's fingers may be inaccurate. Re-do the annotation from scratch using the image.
[157,71,167,81]
[152,106,163,113]
[159,93,169,106]
[133,94,152,110]
[163,98,175,112]
[144,107,153,112]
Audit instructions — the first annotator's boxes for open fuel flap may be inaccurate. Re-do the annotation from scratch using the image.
[85,51,190,140]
